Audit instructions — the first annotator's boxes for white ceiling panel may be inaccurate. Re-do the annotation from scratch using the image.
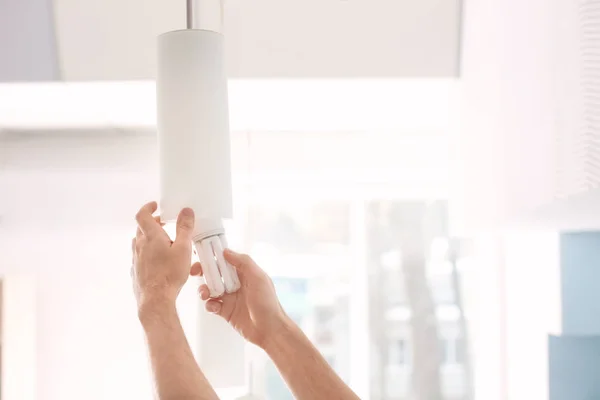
[52,0,461,80]
[53,0,183,81]
[224,0,461,78]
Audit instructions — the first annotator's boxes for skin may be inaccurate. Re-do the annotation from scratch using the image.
[132,201,218,400]
[132,201,359,400]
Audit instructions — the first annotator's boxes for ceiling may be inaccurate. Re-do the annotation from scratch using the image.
[0,0,462,81]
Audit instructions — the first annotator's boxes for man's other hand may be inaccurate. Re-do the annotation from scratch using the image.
[132,202,195,317]
[191,250,289,348]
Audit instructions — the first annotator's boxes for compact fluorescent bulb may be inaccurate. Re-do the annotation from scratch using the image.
[157,0,240,297]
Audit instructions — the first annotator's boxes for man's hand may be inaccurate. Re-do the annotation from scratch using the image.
[132,201,196,317]
[193,250,288,348]
[132,202,219,400]
[194,250,360,400]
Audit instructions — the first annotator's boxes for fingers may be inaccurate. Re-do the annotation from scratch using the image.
[205,299,222,314]
[190,261,203,277]
[131,238,137,277]
[223,249,259,277]
[131,238,137,265]
[135,202,160,237]
[136,226,143,242]
[199,283,236,321]
[135,215,163,244]
[154,215,165,227]
[198,284,210,300]
[174,208,195,245]
[205,294,236,322]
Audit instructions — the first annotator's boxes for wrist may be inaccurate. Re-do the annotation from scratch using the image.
[138,294,178,327]
[261,314,301,353]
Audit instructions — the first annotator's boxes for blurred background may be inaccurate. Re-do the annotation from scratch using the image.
[0,0,597,399]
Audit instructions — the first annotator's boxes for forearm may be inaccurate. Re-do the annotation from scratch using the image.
[263,318,359,400]
[140,300,218,400]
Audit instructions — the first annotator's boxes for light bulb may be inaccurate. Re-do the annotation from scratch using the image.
[157,2,240,297]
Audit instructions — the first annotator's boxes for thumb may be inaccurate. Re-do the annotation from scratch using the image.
[223,249,258,276]
[175,208,195,244]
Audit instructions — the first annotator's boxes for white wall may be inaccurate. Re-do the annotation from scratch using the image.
[0,133,237,399]
[2,274,37,400]
[0,0,59,81]
[455,2,572,399]
[453,0,600,232]
[451,0,557,235]
[33,231,154,400]
[465,233,562,400]
[469,237,506,400]
[503,232,561,400]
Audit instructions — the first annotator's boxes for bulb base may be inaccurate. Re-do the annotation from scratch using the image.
[192,218,226,242]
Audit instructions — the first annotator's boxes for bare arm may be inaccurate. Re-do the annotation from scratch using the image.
[263,317,360,400]
[132,202,218,400]
[140,300,218,400]
[195,250,359,400]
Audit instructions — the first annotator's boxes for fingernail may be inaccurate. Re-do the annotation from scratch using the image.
[181,208,194,218]
[224,248,237,256]
[199,286,209,298]
[207,302,221,314]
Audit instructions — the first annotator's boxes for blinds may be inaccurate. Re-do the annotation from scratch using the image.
[579,1,600,192]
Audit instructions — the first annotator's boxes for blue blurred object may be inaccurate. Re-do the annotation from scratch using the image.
[560,232,600,335]
[550,232,600,400]
[549,335,600,400]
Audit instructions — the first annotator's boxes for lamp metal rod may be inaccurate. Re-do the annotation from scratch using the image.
[186,0,194,29]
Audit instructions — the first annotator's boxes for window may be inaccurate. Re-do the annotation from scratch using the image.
[247,202,350,254]
[440,338,452,365]
[455,336,466,365]
[245,199,354,398]
[227,129,469,400]
[440,336,466,366]
[241,196,470,399]
[365,199,470,399]
[389,338,410,366]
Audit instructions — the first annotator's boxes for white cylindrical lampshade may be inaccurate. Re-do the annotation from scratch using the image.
[157,29,233,227]
[155,25,244,385]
